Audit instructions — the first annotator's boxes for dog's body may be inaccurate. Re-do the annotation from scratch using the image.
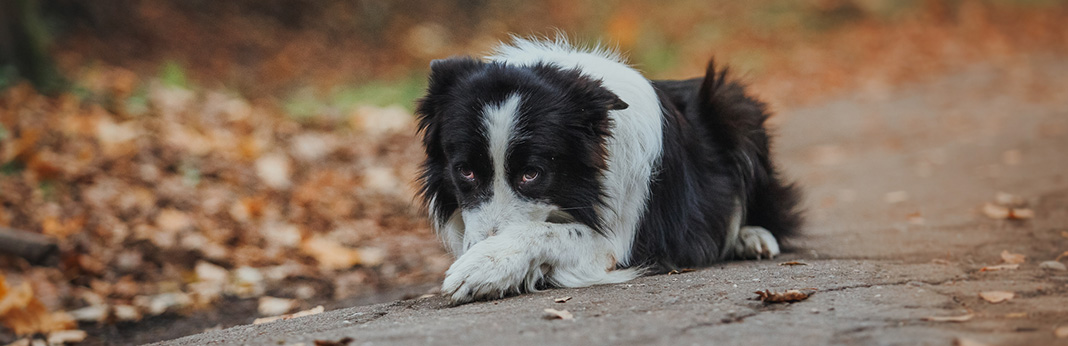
[417,38,802,303]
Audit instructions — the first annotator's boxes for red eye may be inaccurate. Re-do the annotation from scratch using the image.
[520,169,539,184]
[457,165,476,181]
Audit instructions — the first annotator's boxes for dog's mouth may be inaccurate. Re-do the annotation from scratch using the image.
[545,209,577,224]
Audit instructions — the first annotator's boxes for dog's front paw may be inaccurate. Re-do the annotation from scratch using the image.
[734,226,781,260]
[442,237,539,304]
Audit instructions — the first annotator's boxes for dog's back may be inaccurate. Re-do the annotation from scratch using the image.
[654,61,803,249]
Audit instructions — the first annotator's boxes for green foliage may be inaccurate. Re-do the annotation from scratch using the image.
[124,87,150,116]
[159,61,191,89]
[283,76,425,122]
[0,65,17,91]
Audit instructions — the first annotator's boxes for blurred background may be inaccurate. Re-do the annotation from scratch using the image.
[1,0,1066,344]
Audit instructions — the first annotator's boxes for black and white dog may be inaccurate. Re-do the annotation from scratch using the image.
[417,38,802,303]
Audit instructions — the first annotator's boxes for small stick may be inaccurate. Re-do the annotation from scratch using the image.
[0,227,59,265]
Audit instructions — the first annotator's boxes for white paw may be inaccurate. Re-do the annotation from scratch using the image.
[734,226,780,260]
[442,236,540,304]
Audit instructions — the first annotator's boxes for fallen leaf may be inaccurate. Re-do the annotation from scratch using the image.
[1000,250,1026,264]
[666,268,695,275]
[543,308,573,320]
[47,330,87,345]
[1004,312,1027,318]
[252,305,324,325]
[979,291,1014,303]
[1056,251,1068,261]
[982,203,1010,219]
[314,337,354,346]
[0,275,76,336]
[1061,231,1068,239]
[922,313,973,322]
[778,261,808,266]
[979,264,1019,272]
[554,297,572,303]
[954,338,990,346]
[754,289,812,303]
[1056,325,1068,338]
[258,296,298,316]
[1039,261,1066,271]
[1009,208,1034,219]
[906,212,925,225]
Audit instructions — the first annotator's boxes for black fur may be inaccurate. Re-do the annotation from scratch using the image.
[417,58,626,233]
[634,60,803,272]
[418,56,802,275]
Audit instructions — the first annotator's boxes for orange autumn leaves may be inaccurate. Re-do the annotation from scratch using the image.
[0,274,76,336]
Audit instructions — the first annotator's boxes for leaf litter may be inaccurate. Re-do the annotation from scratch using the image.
[754,289,813,303]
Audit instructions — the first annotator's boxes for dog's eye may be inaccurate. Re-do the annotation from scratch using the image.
[520,169,540,184]
[456,165,476,181]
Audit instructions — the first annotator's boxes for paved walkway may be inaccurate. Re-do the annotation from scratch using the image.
[159,58,1068,346]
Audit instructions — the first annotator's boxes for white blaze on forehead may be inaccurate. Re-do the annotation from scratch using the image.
[483,94,522,186]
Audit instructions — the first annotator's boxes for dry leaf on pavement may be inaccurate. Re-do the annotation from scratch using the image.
[1055,325,1068,338]
[978,291,1014,303]
[754,289,812,303]
[979,264,1019,272]
[922,313,973,322]
[1000,250,1026,264]
[543,308,573,320]
[779,261,808,266]
[554,297,572,303]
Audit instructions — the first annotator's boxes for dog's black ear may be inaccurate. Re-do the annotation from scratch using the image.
[426,57,483,97]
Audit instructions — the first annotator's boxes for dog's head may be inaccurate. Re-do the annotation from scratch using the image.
[416,57,628,254]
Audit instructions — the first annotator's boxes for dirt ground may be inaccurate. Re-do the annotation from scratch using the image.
[153,54,1068,346]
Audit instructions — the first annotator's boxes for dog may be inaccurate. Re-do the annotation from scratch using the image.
[416,37,802,304]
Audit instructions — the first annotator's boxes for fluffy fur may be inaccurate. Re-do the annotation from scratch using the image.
[416,37,802,303]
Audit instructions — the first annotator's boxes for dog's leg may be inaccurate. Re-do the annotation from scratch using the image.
[443,222,638,304]
[732,226,781,260]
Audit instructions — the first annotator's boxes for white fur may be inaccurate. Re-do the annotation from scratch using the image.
[442,92,641,302]
[487,37,664,267]
[443,222,640,303]
[732,226,780,260]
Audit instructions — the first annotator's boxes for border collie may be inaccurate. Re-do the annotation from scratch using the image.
[416,37,802,304]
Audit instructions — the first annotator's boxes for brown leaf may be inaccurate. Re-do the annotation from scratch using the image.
[1056,325,1068,338]
[543,308,573,320]
[1008,208,1034,220]
[1004,312,1027,318]
[982,203,1010,219]
[754,289,812,303]
[922,313,973,322]
[554,297,572,303]
[979,264,1019,272]
[0,275,76,336]
[314,337,354,346]
[778,261,808,266]
[1000,250,1026,264]
[978,291,1014,303]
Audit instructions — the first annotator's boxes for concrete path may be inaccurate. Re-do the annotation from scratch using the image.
[158,58,1068,346]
